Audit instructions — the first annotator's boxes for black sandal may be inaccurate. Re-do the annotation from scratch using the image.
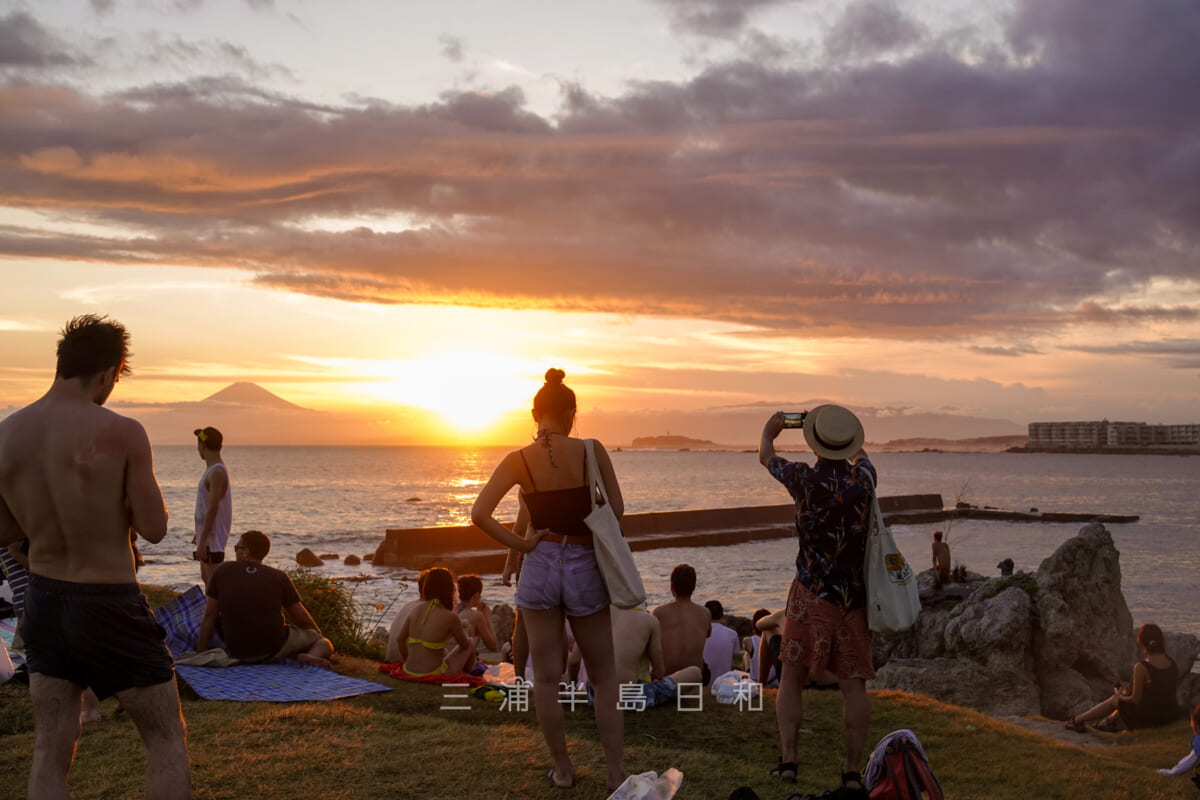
[840,771,868,799]
[770,757,798,783]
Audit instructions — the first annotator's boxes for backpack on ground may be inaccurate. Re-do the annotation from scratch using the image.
[863,729,943,800]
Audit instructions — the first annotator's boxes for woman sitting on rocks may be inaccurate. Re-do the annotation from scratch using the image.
[1065,623,1179,733]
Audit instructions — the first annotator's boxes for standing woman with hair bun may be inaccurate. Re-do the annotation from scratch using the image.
[472,368,628,792]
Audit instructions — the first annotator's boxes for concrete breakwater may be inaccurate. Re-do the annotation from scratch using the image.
[369,493,1136,574]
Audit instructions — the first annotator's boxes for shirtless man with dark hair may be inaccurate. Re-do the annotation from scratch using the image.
[0,315,191,800]
[652,563,712,684]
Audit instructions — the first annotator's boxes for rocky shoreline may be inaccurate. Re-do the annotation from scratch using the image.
[870,522,1200,719]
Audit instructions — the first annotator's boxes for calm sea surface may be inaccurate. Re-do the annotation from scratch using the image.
[142,447,1200,638]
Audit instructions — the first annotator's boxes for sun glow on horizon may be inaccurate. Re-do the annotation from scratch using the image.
[300,351,562,431]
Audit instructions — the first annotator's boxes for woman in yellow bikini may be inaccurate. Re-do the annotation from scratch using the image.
[395,567,477,677]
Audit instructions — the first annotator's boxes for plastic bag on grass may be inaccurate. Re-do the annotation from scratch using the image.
[606,768,683,800]
[710,669,759,704]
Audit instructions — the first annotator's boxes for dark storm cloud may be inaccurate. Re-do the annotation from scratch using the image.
[651,0,796,37]
[968,344,1043,357]
[0,12,82,66]
[1060,339,1200,369]
[1,0,1198,339]
[824,0,926,60]
[439,34,465,64]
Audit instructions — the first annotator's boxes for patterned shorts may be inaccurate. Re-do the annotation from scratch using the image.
[780,579,875,681]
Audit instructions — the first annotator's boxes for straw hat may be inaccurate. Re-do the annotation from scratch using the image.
[803,405,864,460]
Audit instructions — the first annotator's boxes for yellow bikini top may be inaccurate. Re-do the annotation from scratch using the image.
[407,600,444,650]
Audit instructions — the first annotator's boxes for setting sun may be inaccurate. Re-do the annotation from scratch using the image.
[349,351,549,431]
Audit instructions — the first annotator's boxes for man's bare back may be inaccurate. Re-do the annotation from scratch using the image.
[0,391,167,583]
[610,607,666,684]
[0,315,188,800]
[652,599,711,675]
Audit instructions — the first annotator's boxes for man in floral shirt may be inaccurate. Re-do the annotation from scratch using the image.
[759,405,875,799]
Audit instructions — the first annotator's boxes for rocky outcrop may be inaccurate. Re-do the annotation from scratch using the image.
[295,548,324,567]
[870,522,1200,719]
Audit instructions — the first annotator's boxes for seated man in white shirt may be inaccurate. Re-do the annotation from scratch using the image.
[702,600,740,685]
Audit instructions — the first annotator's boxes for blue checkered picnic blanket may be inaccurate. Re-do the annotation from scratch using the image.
[155,584,390,702]
[175,661,391,701]
[153,585,222,657]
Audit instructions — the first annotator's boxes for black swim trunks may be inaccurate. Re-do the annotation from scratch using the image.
[21,574,175,699]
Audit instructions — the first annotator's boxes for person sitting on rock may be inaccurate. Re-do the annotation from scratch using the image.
[1065,623,1179,733]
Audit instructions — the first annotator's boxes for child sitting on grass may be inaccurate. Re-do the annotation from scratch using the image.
[1157,703,1200,785]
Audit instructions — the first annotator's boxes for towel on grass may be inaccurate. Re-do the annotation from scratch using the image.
[176,660,391,702]
[378,661,488,687]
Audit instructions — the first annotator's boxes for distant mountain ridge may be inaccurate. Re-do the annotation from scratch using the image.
[201,381,305,410]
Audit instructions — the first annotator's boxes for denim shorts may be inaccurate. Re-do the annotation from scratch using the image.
[515,538,609,617]
[586,676,677,709]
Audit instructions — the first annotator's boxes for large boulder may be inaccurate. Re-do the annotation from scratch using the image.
[945,583,1034,674]
[1038,666,1100,720]
[870,523,1192,721]
[1033,522,1133,682]
[1166,633,1200,708]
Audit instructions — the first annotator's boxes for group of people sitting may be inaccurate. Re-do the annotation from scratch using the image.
[382,560,760,698]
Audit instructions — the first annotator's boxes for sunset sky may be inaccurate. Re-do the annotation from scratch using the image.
[2,0,1198,443]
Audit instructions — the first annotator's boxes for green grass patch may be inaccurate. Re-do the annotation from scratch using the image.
[2,659,1197,800]
[287,570,395,660]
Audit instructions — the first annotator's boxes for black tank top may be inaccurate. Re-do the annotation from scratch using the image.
[519,450,592,538]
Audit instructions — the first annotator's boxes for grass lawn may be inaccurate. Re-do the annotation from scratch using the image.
[2,657,1197,800]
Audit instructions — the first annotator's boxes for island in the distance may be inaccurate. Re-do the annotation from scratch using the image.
[630,435,719,449]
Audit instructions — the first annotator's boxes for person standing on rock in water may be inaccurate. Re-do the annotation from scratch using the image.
[760,406,875,799]
[0,314,191,800]
[193,425,231,586]
[931,530,951,587]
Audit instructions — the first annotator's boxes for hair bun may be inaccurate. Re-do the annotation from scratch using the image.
[544,368,566,385]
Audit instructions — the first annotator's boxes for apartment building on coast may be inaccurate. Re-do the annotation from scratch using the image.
[1027,420,1200,449]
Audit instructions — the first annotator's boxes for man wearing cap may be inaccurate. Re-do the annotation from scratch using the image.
[759,406,876,798]
[193,426,231,586]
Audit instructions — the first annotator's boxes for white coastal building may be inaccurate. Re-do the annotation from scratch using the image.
[1028,420,1200,448]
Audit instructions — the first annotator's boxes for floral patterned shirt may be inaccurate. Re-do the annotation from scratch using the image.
[767,455,876,609]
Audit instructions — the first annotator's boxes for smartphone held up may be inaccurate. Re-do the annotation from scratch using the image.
[781,411,808,429]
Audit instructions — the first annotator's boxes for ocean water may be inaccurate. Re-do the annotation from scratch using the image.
[142,447,1200,638]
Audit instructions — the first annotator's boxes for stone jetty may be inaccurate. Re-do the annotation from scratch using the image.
[370,495,1136,574]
